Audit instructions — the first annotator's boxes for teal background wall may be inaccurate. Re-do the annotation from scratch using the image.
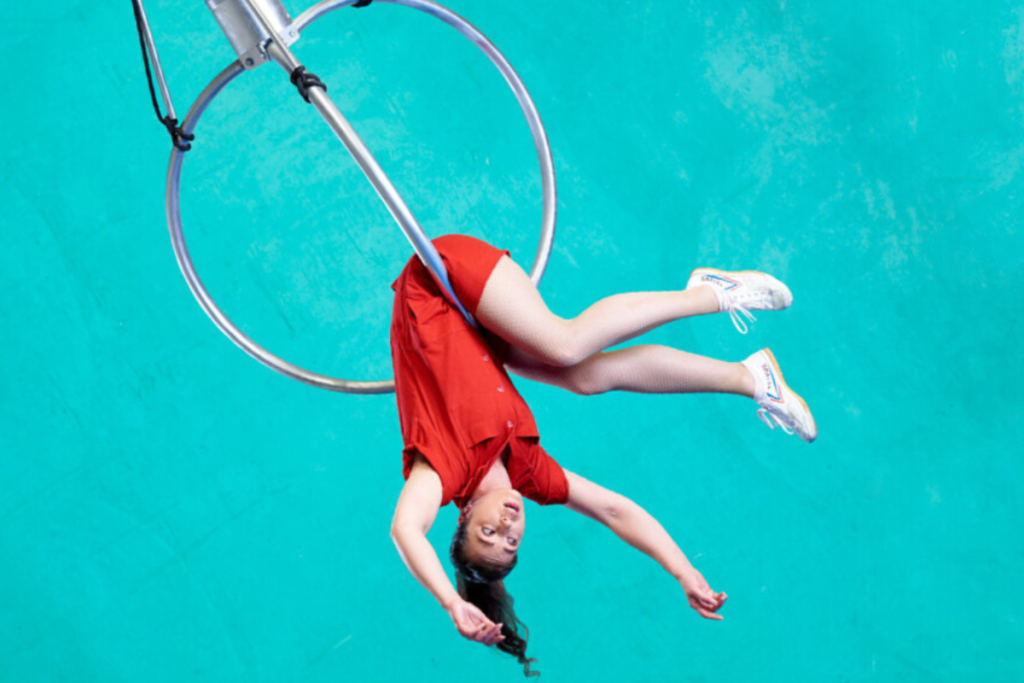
[2,1,1022,681]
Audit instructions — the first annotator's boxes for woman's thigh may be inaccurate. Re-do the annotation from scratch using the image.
[502,345,609,396]
[476,256,575,366]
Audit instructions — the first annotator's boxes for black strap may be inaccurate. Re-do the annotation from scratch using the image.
[353,0,373,7]
[289,66,327,103]
[131,0,194,151]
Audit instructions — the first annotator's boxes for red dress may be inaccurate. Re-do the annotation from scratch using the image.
[390,234,569,509]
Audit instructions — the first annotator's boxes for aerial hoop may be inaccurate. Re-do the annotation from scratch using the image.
[166,0,557,394]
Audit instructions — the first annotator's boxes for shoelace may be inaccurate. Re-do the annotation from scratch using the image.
[725,300,757,334]
[723,286,778,334]
[757,407,794,435]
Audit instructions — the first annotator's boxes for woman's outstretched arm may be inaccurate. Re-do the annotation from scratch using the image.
[390,455,505,646]
[563,470,728,620]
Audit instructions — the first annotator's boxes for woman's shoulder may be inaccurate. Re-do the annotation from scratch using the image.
[404,452,445,497]
[406,450,444,478]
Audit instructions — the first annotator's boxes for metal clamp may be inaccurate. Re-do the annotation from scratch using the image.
[205,0,301,69]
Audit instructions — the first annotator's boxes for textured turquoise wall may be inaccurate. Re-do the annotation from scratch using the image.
[2,1,1023,681]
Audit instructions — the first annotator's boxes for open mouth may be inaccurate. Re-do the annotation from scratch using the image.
[503,502,521,514]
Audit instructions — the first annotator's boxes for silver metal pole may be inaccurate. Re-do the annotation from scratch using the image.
[292,0,557,287]
[242,0,479,327]
[134,0,177,121]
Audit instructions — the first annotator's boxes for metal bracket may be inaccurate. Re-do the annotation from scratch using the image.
[205,0,301,69]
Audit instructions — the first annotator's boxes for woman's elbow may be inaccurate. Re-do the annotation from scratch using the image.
[602,494,632,524]
[389,525,410,559]
[390,520,425,544]
[389,519,410,542]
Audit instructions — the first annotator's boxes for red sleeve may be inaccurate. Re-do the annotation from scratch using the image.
[400,422,457,508]
[509,440,569,506]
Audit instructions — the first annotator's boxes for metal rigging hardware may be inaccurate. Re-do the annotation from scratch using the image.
[135,0,557,393]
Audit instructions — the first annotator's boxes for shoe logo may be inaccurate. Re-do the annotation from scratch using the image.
[702,273,740,290]
[761,362,783,403]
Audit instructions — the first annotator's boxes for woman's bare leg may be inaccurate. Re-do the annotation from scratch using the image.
[476,256,719,368]
[504,345,756,397]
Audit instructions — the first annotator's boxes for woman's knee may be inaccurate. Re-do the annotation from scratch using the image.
[505,351,607,395]
[498,320,585,368]
[540,336,588,368]
[561,363,610,396]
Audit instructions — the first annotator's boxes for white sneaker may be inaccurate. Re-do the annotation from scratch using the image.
[687,268,793,334]
[741,349,817,443]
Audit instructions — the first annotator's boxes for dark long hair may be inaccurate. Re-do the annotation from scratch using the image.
[450,520,539,677]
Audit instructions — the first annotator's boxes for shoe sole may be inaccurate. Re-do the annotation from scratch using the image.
[687,268,793,308]
[763,347,817,443]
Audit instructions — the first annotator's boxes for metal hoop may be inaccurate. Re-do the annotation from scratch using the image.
[166,0,556,393]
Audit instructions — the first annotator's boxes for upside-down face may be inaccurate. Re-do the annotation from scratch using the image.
[460,488,526,568]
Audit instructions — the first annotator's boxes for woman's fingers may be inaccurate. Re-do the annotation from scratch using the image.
[470,621,495,639]
[453,607,505,643]
[681,574,727,619]
[473,622,500,644]
[695,606,724,621]
[697,593,719,610]
[482,623,505,646]
[691,591,727,618]
[700,591,727,610]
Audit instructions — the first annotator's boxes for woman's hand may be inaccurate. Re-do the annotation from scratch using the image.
[445,597,506,646]
[679,568,728,620]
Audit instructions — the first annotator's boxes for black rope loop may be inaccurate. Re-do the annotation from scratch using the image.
[131,0,194,152]
[162,116,195,152]
[289,66,327,104]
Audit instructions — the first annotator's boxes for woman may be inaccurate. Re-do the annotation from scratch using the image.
[389,235,815,675]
